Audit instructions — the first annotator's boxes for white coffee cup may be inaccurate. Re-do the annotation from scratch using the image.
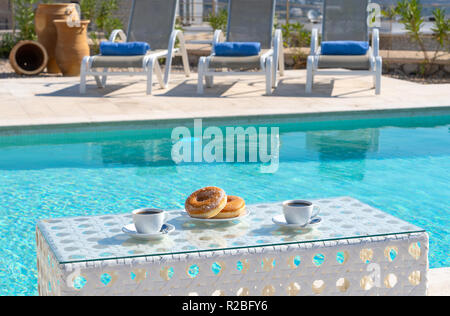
[282,200,320,226]
[132,208,167,234]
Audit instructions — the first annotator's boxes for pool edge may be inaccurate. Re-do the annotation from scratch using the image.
[1,105,450,136]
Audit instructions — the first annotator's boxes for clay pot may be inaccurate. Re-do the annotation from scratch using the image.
[35,3,76,73]
[9,40,48,75]
[53,20,90,77]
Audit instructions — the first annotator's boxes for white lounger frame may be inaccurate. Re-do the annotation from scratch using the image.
[306,28,382,95]
[80,29,190,95]
[197,29,285,96]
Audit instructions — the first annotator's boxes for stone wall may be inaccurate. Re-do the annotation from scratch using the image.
[0,0,11,29]
[380,33,447,51]
[115,0,133,31]
[384,63,450,77]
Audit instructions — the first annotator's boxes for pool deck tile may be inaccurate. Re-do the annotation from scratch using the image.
[0,70,448,130]
[429,267,450,296]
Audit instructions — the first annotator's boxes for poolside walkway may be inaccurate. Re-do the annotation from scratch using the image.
[0,70,449,132]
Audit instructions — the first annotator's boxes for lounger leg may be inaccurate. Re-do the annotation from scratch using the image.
[371,58,376,88]
[79,57,88,94]
[197,57,205,94]
[306,56,314,93]
[163,55,173,87]
[101,68,108,88]
[80,73,86,94]
[272,67,278,89]
[154,60,166,89]
[205,75,214,88]
[279,45,285,77]
[181,46,191,78]
[146,57,156,95]
[272,54,278,89]
[147,74,154,95]
[274,29,285,79]
[182,56,191,78]
[94,76,103,89]
[266,57,273,96]
[176,31,191,78]
[273,38,286,87]
[375,56,382,95]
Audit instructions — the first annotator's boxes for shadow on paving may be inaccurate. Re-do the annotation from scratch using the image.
[157,80,237,98]
[33,75,376,99]
[35,82,140,98]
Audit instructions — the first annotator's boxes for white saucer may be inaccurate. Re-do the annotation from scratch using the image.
[122,223,175,240]
[183,210,251,223]
[272,215,322,228]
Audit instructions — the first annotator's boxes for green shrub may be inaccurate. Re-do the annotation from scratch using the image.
[207,9,228,32]
[431,8,449,49]
[13,0,38,41]
[0,33,18,58]
[0,0,52,58]
[79,0,123,54]
[392,0,450,75]
[1,0,123,58]
[95,0,122,38]
[279,22,310,48]
[274,22,311,69]
[395,0,425,48]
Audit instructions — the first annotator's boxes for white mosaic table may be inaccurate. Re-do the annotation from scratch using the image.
[36,197,428,296]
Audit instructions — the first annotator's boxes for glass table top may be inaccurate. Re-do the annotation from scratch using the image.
[37,197,425,264]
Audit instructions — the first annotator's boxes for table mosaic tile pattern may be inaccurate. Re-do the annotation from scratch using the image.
[37,197,424,264]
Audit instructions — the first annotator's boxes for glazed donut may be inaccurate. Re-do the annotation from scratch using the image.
[213,195,246,219]
[185,187,227,219]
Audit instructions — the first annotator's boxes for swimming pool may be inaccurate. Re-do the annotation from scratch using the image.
[0,114,449,295]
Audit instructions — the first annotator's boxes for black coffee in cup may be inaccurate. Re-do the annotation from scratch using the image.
[287,201,312,207]
[135,209,163,215]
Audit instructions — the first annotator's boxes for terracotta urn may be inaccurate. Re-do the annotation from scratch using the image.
[9,40,48,76]
[53,20,90,77]
[35,3,77,73]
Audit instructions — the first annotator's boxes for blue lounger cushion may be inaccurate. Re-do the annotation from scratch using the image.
[321,41,369,55]
[100,41,150,56]
[214,42,261,57]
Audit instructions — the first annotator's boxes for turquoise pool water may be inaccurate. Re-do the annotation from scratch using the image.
[0,115,449,295]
